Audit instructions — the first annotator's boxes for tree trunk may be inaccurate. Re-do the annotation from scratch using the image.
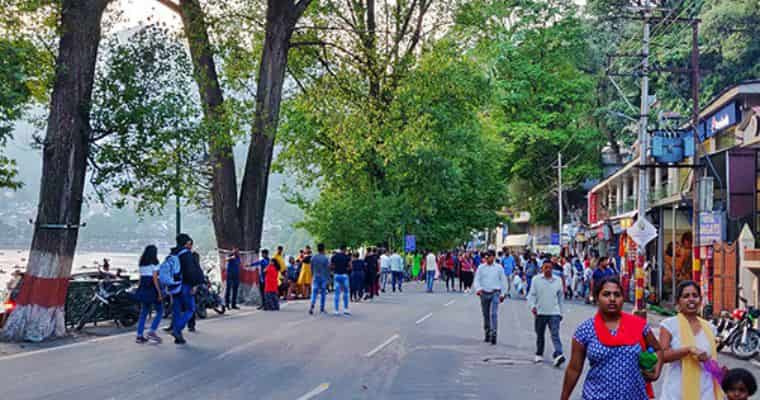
[178,0,242,251]
[239,0,306,252]
[3,0,110,342]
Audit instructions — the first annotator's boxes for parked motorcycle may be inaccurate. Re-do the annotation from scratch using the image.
[714,287,760,360]
[195,268,226,319]
[75,278,140,331]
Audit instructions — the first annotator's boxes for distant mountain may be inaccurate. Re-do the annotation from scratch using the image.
[0,121,312,253]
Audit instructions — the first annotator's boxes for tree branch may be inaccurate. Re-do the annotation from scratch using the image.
[156,0,181,15]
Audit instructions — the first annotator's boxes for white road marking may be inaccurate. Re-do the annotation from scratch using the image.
[0,308,258,362]
[415,313,433,324]
[296,383,330,400]
[444,300,456,307]
[365,334,400,357]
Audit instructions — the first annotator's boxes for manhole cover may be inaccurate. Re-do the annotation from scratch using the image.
[483,357,534,366]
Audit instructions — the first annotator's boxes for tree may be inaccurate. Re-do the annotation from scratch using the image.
[156,0,313,253]
[89,25,207,215]
[3,0,113,342]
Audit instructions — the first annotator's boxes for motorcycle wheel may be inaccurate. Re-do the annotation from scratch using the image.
[117,311,139,328]
[730,328,760,360]
[196,305,208,319]
[76,303,99,332]
[213,303,226,315]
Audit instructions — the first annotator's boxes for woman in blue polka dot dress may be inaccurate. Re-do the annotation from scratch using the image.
[561,276,663,400]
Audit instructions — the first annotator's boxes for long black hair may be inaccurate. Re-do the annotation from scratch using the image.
[139,245,159,266]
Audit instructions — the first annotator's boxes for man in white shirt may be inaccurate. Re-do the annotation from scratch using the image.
[528,261,565,367]
[424,251,437,293]
[389,251,404,292]
[473,250,507,345]
[379,249,391,293]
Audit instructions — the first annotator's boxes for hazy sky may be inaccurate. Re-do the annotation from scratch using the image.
[116,0,181,29]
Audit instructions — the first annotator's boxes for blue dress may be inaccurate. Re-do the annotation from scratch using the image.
[573,318,650,400]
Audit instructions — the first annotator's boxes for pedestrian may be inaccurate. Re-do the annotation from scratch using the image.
[722,368,757,400]
[590,256,616,304]
[583,261,593,303]
[412,251,423,281]
[363,248,379,300]
[308,243,330,315]
[273,246,287,301]
[459,253,474,293]
[350,252,365,302]
[502,249,515,297]
[560,276,663,400]
[380,249,391,293]
[224,247,241,310]
[331,245,351,315]
[511,271,523,298]
[444,252,456,292]
[169,233,204,345]
[286,256,299,300]
[250,249,271,310]
[659,281,722,400]
[424,250,437,293]
[263,259,280,311]
[528,261,566,367]
[135,245,163,344]
[562,257,574,299]
[473,250,507,345]
[525,254,538,295]
[390,250,404,293]
[297,246,313,299]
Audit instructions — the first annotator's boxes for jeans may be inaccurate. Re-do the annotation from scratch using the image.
[391,271,403,291]
[310,275,328,311]
[535,315,563,358]
[380,269,391,291]
[526,274,534,294]
[225,277,239,306]
[136,301,163,337]
[333,274,350,311]
[426,270,435,292]
[480,291,500,338]
[172,284,195,336]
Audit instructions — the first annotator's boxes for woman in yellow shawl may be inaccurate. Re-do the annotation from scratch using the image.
[659,280,723,400]
[296,246,313,298]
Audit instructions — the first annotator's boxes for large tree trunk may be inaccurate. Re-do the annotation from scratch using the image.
[239,0,309,252]
[178,0,242,251]
[3,0,110,342]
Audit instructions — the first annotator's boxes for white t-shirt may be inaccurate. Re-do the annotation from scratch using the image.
[380,254,391,271]
[425,253,437,272]
[659,317,718,400]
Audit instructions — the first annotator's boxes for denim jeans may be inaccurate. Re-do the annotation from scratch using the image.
[333,274,350,311]
[480,291,500,338]
[391,271,403,291]
[380,269,391,291]
[225,277,239,307]
[535,315,563,358]
[172,284,195,336]
[310,275,328,311]
[136,301,163,337]
[426,270,435,292]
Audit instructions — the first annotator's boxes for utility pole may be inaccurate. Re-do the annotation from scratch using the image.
[634,0,652,317]
[558,152,563,248]
[690,19,703,290]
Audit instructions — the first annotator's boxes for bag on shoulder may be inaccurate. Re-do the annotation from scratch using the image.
[159,248,188,294]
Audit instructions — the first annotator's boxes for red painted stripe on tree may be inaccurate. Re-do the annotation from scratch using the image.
[14,275,70,308]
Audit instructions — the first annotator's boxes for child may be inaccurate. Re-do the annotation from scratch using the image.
[264,261,280,311]
[722,368,757,400]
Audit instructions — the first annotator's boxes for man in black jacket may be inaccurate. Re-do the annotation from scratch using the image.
[170,233,204,344]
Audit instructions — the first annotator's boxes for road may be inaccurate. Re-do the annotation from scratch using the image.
[1,281,756,400]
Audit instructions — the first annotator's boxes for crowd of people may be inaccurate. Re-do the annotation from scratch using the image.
[130,236,758,400]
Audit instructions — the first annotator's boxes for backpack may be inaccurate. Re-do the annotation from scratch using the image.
[159,248,188,294]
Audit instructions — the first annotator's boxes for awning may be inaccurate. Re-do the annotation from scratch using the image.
[504,234,531,248]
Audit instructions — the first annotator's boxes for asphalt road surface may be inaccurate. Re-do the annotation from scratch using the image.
[1,281,757,400]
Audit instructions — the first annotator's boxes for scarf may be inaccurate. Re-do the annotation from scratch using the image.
[594,312,654,399]
[677,313,723,400]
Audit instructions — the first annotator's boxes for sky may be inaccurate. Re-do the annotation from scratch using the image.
[116,0,181,30]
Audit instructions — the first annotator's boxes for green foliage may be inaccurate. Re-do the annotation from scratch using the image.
[90,25,207,215]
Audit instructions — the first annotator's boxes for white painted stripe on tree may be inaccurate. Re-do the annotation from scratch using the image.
[364,334,400,357]
[444,300,455,307]
[296,383,330,400]
[415,313,433,324]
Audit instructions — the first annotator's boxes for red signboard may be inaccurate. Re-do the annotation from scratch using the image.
[588,192,599,225]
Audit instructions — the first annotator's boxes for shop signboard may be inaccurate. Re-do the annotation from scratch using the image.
[627,217,658,247]
[588,192,598,225]
[551,233,560,245]
[706,102,738,138]
[405,235,416,252]
[698,211,723,247]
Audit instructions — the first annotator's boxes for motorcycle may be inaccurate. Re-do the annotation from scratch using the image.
[714,287,760,360]
[75,278,140,331]
[195,268,226,319]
